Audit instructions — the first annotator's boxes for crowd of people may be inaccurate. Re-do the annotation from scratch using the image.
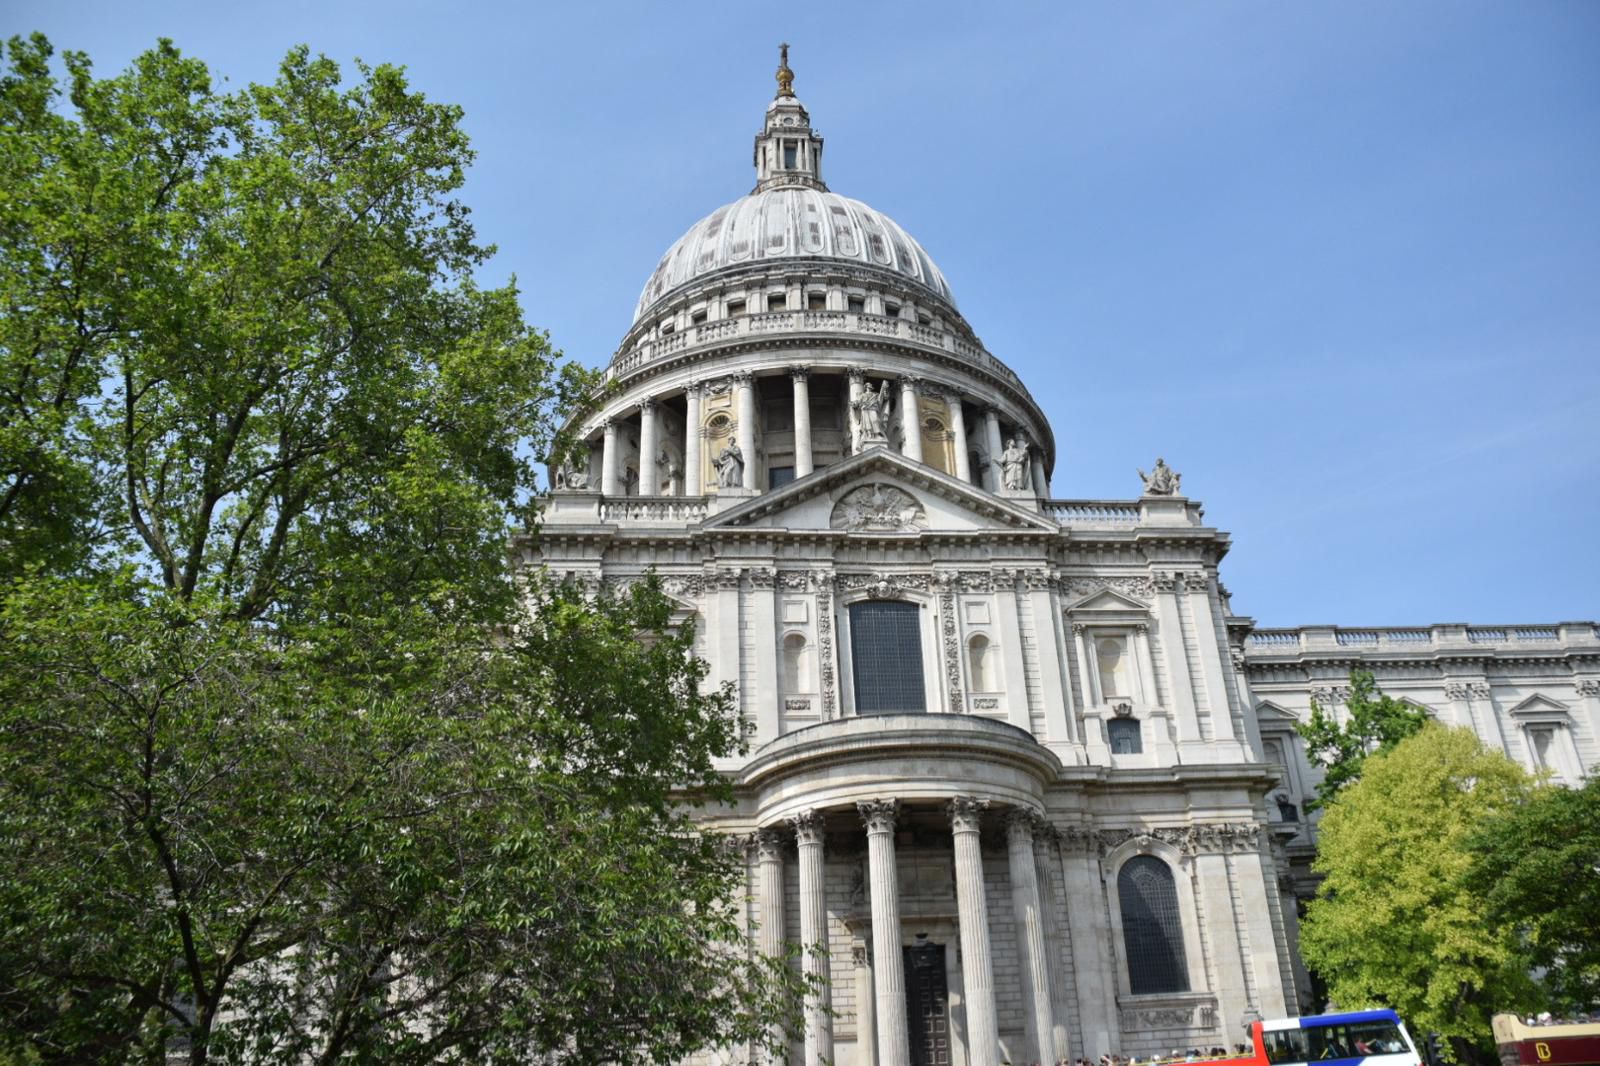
[1522,1011,1600,1026]
[1057,1047,1256,1066]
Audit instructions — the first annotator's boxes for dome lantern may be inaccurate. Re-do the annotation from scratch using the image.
[754,44,826,194]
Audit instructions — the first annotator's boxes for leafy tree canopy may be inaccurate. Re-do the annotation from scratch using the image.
[1297,669,1430,810]
[1466,775,1600,1011]
[1299,724,1539,1065]
[0,33,801,1065]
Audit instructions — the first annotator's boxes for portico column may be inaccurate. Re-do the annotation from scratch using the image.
[859,799,908,1066]
[793,810,834,1066]
[600,419,620,497]
[948,394,972,483]
[684,383,703,495]
[899,378,923,463]
[1006,811,1056,1066]
[736,373,758,490]
[1029,447,1047,497]
[638,399,659,495]
[792,367,814,478]
[949,798,999,1066]
[756,828,787,1064]
[983,409,1004,491]
[847,368,865,455]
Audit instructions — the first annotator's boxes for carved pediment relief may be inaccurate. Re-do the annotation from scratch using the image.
[830,483,927,532]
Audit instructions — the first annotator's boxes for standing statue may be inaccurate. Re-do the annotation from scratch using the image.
[852,379,893,443]
[713,440,744,488]
[1000,437,1029,491]
[1137,457,1182,496]
[657,449,682,496]
[556,459,589,491]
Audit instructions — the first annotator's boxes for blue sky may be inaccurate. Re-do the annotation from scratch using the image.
[9,1,1598,627]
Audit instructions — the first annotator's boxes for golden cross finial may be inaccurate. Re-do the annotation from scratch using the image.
[776,42,795,98]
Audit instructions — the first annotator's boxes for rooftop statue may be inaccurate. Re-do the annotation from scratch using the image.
[1138,457,1182,496]
[1000,437,1030,491]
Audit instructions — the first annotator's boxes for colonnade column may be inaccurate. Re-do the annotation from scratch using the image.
[949,798,999,1066]
[1006,811,1056,1066]
[793,810,834,1066]
[983,409,1003,491]
[736,373,758,490]
[847,368,865,455]
[638,399,659,495]
[859,799,908,1066]
[600,419,620,497]
[756,828,787,1065]
[899,378,923,463]
[948,394,972,483]
[1030,450,1047,497]
[684,383,703,495]
[792,367,814,478]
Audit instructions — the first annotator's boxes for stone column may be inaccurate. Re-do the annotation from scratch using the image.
[756,827,788,1065]
[793,810,834,1066]
[983,410,1004,491]
[899,378,923,463]
[684,383,703,495]
[1152,572,1202,745]
[792,367,814,478]
[1195,844,1248,1032]
[859,799,908,1066]
[949,798,999,1066]
[855,945,879,1066]
[1030,448,1047,497]
[1007,811,1056,1066]
[600,419,620,497]
[638,399,660,495]
[847,368,865,455]
[948,394,972,483]
[736,373,758,490]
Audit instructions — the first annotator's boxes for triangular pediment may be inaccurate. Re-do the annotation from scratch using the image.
[1508,693,1570,719]
[1253,699,1302,724]
[699,448,1060,534]
[1063,587,1149,614]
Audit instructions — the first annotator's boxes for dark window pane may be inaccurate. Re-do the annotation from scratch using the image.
[1108,718,1142,754]
[1118,856,1189,994]
[849,601,925,714]
[769,466,795,488]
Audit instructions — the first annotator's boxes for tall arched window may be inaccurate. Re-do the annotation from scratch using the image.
[848,601,925,714]
[1117,856,1190,994]
[967,634,996,691]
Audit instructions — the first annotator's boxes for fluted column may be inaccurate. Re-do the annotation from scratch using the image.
[859,799,908,1066]
[756,828,787,1065]
[983,409,1003,491]
[736,373,758,490]
[949,394,972,483]
[1007,811,1056,1066]
[899,378,923,463]
[1029,447,1047,497]
[638,399,660,495]
[949,798,999,1066]
[791,367,814,478]
[600,419,620,497]
[793,810,834,1066]
[847,368,865,455]
[684,383,703,495]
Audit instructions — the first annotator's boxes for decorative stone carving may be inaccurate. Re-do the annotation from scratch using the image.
[972,696,999,710]
[940,588,963,712]
[857,798,899,835]
[1059,576,1155,602]
[748,566,775,590]
[1000,437,1029,491]
[755,828,786,863]
[791,809,825,847]
[837,571,931,596]
[1138,457,1182,496]
[1310,685,1351,705]
[1120,1006,1203,1030]
[785,697,812,711]
[656,449,681,496]
[1150,570,1179,594]
[1180,569,1208,593]
[948,796,987,833]
[660,574,704,599]
[778,571,810,590]
[712,439,744,487]
[1578,680,1600,698]
[816,579,837,719]
[852,379,893,445]
[1094,822,1263,857]
[831,484,927,532]
[851,943,871,967]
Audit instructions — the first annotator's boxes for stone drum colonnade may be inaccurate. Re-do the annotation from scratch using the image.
[753,797,1061,1066]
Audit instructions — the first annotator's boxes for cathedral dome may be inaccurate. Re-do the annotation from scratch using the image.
[633,188,955,323]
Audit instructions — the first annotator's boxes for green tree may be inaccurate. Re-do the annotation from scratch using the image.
[1297,669,1430,809]
[1299,725,1539,1065]
[0,34,801,1065]
[1466,775,1600,1011]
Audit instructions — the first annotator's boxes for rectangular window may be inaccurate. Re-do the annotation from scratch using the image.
[808,292,827,311]
[784,142,798,169]
[768,466,795,489]
[847,295,866,313]
[849,601,926,714]
[1108,718,1143,754]
[691,310,707,325]
[726,299,746,316]
[767,293,787,312]
[884,301,901,318]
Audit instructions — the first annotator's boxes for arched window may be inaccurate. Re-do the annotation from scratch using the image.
[848,601,925,714]
[1118,856,1190,994]
[1107,717,1142,754]
[782,633,812,692]
[967,634,996,691]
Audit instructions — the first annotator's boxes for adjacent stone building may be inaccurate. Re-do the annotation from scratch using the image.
[518,50,1598,1066]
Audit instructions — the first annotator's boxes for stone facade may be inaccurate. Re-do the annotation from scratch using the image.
[518,52,1595,1066]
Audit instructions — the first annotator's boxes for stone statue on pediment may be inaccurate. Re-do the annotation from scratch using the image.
[555,460,589,491]
[1138,457,1181,496]
[852,379,893,444]
[1000,437,1029,491]
[713,440,744,488]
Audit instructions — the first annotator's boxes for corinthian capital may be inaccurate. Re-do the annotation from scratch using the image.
[857,798,899,835]
[948,796,988,834]
[791,809,825,847]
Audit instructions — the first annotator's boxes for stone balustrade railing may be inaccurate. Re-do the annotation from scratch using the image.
[1246,623,1600,654]
[606,310,1025,392]
[598,497,710,524]
[1044,500,1142,526]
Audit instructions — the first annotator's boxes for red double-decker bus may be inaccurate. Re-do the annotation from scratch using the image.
[1494,1014,1600,1066]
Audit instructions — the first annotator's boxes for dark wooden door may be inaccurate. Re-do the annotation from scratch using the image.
[903,942,949,1066]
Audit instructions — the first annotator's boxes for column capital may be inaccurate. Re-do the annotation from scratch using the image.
[684,379,702,397]
[792,809,825,847]
[789,365,811,382]
[638,396,657,412]
[857,798,900,835]
[755,827,786,863]
[1006,807,1041,845]
[601,417,616,431]
[733,371,755,387]
[899,375,921,391]
[846,366,866,384]
[948,796,988,834]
